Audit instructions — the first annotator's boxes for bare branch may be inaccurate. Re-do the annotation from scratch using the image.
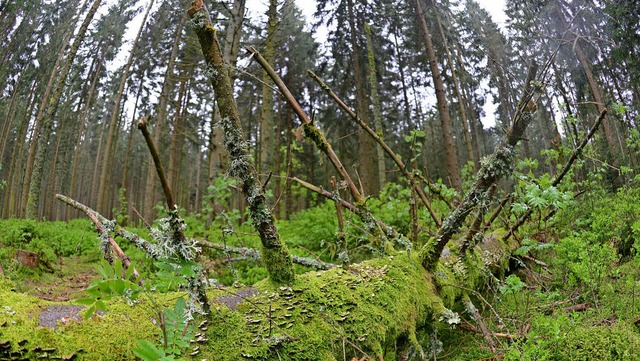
[308,70,442,227]
[55,194,140,279]
[246,46,363,204]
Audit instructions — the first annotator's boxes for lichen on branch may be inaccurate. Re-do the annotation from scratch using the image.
[187,0,294,285]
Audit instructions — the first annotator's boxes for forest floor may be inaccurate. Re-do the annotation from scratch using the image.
[1,186,640,360]
[17,256,97,302]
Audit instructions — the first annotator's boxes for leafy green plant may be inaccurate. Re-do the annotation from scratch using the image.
[114,187,129,226]
[79,259,197,360]
[404,129,425,166]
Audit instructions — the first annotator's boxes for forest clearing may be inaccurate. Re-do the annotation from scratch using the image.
[1,0,639,360]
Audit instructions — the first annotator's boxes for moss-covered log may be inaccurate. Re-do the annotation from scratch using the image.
[0,233,517,360]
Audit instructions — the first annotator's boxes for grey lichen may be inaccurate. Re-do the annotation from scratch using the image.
[149,213,200,261]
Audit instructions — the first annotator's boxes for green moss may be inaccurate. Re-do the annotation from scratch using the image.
[261,245,296,285]
[302,123,329,153]
[1,253,448,360]
[504,325,640,361]
[0,280,180,360]
[195,252,445,360]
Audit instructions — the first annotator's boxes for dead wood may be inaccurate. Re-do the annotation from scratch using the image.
[189,0,295,284]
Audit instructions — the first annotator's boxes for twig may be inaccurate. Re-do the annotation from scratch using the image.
[132,206,152,230]
[196,238,335,270]
[462,294,497,352]
[292,176,408,248]
[292,177,357,213]
[458,323,515,339]
[563,302,591,312]
[483,194,513,232]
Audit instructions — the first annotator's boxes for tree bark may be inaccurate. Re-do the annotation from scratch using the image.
[347,0,378,195]
[20,19,74,217]
[411,0,462,192]
[364,23,386,190]
[430,1,476,169]
[258,0,277,180]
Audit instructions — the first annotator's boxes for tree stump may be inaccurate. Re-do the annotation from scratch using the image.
[16,250,39,269]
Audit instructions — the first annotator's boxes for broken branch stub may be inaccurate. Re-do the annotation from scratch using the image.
[188,0,295,285]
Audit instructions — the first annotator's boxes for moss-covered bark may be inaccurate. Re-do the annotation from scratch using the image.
[187,0,294,285]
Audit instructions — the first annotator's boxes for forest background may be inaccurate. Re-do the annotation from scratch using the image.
[0,0,638,223]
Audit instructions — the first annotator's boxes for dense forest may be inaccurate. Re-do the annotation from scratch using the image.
[0,0,640,360]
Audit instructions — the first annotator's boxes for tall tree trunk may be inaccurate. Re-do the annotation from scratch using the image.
[2,80,37,217]
[259,0,277,179]
[0,73,23,164]
[97,0,154,215]
[364,23,386,189]
[25,0,102,219]
[223,0,246,79]
[430,2,476,169]
[392,28,414,132]
[347,0,378,195]
[168,71,188,199]
[144,12,184,220]
[20,20,75,217]
[120,78,144,224]
[273,101,282,219]
[67,48,105,220]
[410,0,462,191]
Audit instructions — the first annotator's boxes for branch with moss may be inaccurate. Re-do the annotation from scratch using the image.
[292,177,411,253]
[138,111,211,315]
[421,63,540,270]
[246,47,363,205]
[188,0,294,285]
[196,239,335,270]
[308,70,442,228]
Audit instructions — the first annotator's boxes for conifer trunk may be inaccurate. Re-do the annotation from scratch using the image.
[364,23,386,189]
[97,0,154,215]
[347,0,378,195]
[258,0,277,179]
[25,0,102,219]
[431,2,476,169]
[411,0,462,191]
